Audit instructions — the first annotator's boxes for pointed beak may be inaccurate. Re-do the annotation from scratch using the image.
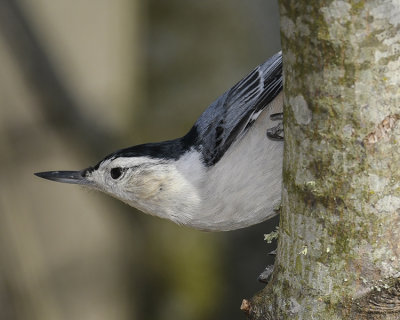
[34,170,93,185]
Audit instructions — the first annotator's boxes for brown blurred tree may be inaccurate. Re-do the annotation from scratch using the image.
[244,1,400,319]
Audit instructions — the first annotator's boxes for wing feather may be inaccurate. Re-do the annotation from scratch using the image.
[193,51,282,166]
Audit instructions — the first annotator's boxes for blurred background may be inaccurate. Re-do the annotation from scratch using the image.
[0,0,280,319]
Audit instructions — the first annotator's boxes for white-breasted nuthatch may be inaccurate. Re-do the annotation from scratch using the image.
[35,52,283,231]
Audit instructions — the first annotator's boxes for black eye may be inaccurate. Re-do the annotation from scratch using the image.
[110,167,123,179]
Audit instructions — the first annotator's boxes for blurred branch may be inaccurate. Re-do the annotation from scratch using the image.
[0,0,116,155]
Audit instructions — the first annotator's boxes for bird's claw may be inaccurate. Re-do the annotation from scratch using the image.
[267,122,284,141]
[270,113,283,121]
[267,113,284,141]
[258,265,274,283]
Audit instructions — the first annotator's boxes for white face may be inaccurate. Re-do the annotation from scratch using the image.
[88,156,170,210]
[85,155,202,223]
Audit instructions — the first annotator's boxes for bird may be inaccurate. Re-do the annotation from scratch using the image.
[35,51,284,231]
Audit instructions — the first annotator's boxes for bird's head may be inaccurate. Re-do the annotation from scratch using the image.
[35,142,204,224]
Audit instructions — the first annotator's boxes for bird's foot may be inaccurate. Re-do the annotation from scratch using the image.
[267,113,284,141]
[270,112,283,121]
[258,249,277,283]
[267,122,284,141]
[258,265,274,283]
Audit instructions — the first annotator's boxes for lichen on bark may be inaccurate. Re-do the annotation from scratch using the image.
[246,1,400,319]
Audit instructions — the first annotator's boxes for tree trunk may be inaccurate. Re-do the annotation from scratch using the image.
[245,1,400,319]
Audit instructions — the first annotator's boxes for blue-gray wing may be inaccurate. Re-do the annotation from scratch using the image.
[193,51,282,166]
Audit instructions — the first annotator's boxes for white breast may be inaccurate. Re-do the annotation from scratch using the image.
[177,92,283,231]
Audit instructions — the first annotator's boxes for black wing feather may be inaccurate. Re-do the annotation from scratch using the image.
[193,51,282,166]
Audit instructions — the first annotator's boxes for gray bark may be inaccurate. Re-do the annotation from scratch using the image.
[244,1,400,319]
